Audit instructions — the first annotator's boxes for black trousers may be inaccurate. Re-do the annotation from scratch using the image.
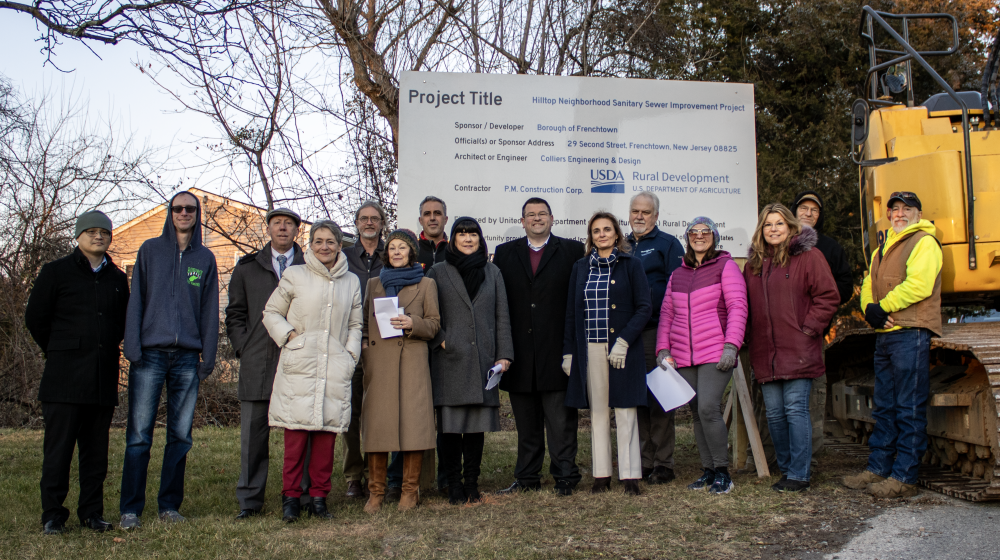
[41,402,114,525]
[236,400,270,510]
[509,390,581,486]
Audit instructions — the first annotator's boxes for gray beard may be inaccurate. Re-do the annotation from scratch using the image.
[361,230,379,240]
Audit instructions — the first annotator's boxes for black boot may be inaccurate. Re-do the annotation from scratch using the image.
[441,433,466,505]
[310,497,334,519]
[463,433,485,503]
[281,495,300,523]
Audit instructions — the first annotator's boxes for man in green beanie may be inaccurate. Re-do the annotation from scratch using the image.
[26,209,130,534]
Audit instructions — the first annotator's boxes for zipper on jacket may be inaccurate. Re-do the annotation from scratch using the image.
[762,259,776,382]
[687,267,696,366]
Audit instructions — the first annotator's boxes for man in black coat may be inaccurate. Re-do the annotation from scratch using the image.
[225,208,305,519]
[494,197,585,496]
[25,210,129,535]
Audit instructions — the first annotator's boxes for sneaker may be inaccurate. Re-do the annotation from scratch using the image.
[119,513,141,530]
[842,470,886,490]
[775,479,810,493]
[158,510,186,523]
[687,469,716,491]
[708,472,734,494]
[770,474,787,491]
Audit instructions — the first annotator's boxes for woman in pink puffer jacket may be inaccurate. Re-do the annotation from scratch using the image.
[655,217,747,495]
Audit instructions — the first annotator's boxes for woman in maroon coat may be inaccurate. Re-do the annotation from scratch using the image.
[744,203,839,493]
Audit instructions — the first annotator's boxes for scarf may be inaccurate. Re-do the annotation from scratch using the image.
[589,247,619,267]
[446,245,488,299]
[379,264,424,297]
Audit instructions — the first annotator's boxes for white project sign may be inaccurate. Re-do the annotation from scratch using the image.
[398,71,758,251]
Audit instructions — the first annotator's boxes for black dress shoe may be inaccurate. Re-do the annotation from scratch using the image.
[345,480,365,499]
[496,480,541,495]
[591,477,612,494]
[235,509,260,520]
[81,515,112,532]
[384,486,402,503]
[448,484,467,505]
[42,520,65,535]
[648,466,676,485]
[641,466,653,480]
[554,480,574,496]
[281,495,300,523]
[622,479,642,496]
[310,497,334,519]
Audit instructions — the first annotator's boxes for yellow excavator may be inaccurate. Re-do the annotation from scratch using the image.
[829,7,1000,501]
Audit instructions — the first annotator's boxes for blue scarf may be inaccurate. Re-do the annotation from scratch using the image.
[379,264,424,297]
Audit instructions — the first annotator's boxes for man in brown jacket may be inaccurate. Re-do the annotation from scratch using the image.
[226,208,305,519]
[843,192,942,499]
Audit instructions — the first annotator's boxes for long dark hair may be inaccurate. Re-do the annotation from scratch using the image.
[683,244,720,268]
[585,211,631,255]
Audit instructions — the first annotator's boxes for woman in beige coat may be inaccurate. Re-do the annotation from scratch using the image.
[361,229,440,513]
[263,220,362,523]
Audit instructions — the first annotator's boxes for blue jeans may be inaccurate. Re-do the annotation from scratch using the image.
[387,452,403,489]
[120,350,200,516]
[761,378,812,482]
[867,328,931,484]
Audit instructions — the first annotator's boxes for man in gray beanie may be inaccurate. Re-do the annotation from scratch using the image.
[26,209,130,534]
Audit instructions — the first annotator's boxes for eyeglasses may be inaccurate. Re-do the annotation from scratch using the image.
[82,229,109,238]
[171,205,197,214]
[524,212,551,219]
[688,229,713,237]
[357,216,382,224]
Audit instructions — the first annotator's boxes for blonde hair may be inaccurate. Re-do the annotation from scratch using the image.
[747,203,801,275]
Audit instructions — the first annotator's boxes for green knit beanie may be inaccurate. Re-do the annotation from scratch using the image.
[75,210,113,239]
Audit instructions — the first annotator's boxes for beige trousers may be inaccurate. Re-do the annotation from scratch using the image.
[587,343,642,480]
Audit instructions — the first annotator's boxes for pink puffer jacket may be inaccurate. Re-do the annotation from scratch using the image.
[655,251,748,368]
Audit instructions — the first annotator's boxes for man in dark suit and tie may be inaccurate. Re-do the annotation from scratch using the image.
[493,197,586,496]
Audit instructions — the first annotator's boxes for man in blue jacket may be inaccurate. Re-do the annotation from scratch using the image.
[626,192,684,485]
[119,191,219,529]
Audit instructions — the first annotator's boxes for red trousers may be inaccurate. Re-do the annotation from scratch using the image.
[282,429,336,498]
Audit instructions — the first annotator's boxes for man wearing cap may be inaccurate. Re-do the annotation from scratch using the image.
[625,192,684,485]
[226,208,305,519]
[843,191,942,498]
[26,210,129,534]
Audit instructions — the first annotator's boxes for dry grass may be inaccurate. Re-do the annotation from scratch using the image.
[0,420,925,560]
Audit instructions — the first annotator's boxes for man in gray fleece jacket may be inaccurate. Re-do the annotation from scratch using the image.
[119,191,219,529]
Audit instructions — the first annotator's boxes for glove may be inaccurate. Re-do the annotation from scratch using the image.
[607,338,629,369]
[562,354,572,376]
[716,343,738,371]
[656,349,673,369]
[864,303,891,330]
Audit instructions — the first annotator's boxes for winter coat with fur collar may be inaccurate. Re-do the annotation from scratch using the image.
[744,227,839,383]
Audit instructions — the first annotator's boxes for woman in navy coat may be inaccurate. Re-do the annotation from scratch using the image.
[562,211,652,495]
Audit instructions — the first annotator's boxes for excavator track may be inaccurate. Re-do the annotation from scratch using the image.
[829,322,1000,501]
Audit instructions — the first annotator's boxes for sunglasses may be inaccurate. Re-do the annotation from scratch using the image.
[888,191,916,200]
[688,229,713,237]
[171,205,197,214]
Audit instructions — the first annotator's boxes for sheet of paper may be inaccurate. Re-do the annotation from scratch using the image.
[374,297,402,339]
[484,364,504,390]
[646,364,696,412]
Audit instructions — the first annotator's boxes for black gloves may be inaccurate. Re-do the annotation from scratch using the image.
[865,303,890,329]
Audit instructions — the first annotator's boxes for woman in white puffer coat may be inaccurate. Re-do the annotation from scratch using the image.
[263,220,362,523]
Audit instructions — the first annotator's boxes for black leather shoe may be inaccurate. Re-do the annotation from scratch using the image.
[235,509,260,520]
[448,484,467,505]
[648,466,676,485]
[281,495,300,523]
[310,497,334,519]
[345,480,365,499]
[42,520,65,535]
[622,479,642,496]
[641,466,653,480]
[496,480,541,495]
[384,486,402,503]
[465,482,482,503]
[554,480,574,496]
[81,515,112,532]
[591,477,612,494]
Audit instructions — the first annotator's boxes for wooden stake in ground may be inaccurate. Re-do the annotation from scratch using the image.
[731,361,769,478]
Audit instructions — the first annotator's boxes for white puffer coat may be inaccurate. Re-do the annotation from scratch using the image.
[263,249,362,432]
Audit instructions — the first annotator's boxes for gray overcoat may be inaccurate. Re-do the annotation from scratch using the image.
[427,262,514,407]
[225,243,305,401]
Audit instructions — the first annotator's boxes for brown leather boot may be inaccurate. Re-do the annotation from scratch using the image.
[398,451,423,512]
[364,452,388,514]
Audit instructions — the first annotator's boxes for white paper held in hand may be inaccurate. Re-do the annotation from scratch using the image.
[373,297,403,338]
[484,364,503,390]
[646,363,695,412]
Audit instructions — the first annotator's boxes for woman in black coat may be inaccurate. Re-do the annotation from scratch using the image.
[427,218,514,505]
[562,211,651,496]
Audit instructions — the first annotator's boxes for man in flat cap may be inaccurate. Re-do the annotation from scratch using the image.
[26,210,130,534]
[843,191,942,498]
[226,207,306,519]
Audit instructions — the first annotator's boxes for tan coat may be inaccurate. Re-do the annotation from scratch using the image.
[263,250,363,432]
[361,276,440,452]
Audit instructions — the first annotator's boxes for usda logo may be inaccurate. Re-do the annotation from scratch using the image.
[590,169,624,193]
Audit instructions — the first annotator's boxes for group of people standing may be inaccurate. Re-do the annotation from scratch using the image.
[26,184,942,534]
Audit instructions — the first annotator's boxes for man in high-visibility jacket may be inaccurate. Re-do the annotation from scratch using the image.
[842,191,942,499]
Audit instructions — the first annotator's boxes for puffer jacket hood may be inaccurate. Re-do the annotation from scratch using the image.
[656,251,748,368]
[791,191,826,233]
[262,248,363,432]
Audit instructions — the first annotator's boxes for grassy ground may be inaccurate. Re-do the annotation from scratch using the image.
[0,422,916,560]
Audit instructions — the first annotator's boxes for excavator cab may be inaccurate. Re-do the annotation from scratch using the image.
[829,7,1000,501]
